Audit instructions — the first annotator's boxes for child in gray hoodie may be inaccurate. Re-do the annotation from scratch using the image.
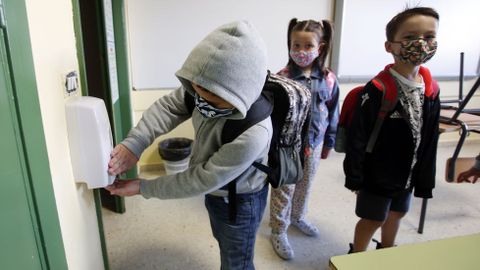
[106,21,272,270]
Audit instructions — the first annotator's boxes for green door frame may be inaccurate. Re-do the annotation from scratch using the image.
[3,0,68,268]
[72,0,135,269]
[112,0,135,145]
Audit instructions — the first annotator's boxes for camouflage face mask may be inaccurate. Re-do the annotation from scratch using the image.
[194,94,234,118]
[392,38,437,66]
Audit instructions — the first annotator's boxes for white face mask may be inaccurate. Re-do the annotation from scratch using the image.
[289,50,319,67]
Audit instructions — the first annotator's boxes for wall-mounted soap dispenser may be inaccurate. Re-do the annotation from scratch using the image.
[65,96,116,189]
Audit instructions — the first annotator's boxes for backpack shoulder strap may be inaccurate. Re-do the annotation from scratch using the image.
[221,84,272,223]
[365,70,398,153]
[221,92,273,144]
[184,91,195,114]
[373,70,399,115]
[419,66,439,99]
[364,66,439,153]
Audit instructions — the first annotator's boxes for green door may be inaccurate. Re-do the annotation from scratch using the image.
[0,26,44,269]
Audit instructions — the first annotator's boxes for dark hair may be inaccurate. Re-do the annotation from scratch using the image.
[386,7,439,41]
[287,18,333,74]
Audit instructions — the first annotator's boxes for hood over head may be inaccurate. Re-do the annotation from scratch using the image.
[175,20,268,118]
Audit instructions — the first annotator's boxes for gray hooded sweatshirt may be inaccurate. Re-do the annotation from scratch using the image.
[122,21,272,199]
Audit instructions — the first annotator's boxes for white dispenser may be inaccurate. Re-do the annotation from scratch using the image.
[65,96,115,188]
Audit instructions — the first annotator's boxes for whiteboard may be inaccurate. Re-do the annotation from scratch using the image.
[331,0,480,82]
[126,0,332,89]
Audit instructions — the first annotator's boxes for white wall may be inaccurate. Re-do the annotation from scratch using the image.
[25,1,104,269]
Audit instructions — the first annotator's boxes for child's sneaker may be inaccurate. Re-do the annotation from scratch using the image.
[372,238,383,249]
[291,219,319,236]
[270,232,294,260]
[348,243,354,254]
[372,238,396,249]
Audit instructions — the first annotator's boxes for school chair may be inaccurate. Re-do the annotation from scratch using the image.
[417,75,480,234]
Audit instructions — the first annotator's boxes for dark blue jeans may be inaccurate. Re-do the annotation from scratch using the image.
[205,184,268,270]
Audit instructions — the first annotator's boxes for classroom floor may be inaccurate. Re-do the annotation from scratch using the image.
[102,141,480,270]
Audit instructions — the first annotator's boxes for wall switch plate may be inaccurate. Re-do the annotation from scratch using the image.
[64,71,78,95]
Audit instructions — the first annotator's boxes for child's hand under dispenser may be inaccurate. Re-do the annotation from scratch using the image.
[108,144,138,175]
[105,179,141,196]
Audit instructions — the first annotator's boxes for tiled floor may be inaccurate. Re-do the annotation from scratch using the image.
[103,142,480,270]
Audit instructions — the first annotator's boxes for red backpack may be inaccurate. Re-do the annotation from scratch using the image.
[335,64,439,153]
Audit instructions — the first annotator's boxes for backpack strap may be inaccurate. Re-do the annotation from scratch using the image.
[184,84,273,222]
[366,70,398,153]
[419,66,440,99]
[364,65,438,153]
[221,93,273,143]
[184,91,195,114]
[221,90,273,223]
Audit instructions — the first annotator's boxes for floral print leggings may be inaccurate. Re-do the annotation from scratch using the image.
[269,144,323,234]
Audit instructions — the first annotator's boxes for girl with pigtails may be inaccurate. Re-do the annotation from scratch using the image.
[270,18,340,260]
